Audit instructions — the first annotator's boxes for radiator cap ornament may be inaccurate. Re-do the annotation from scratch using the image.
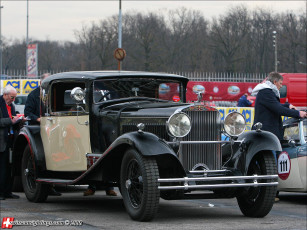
[137,123,145,133]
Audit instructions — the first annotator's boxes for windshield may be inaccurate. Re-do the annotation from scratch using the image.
[284,120,307,142]
[93,78,182,103]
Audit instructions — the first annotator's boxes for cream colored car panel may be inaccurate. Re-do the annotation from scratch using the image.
[41,115,91,171]
[298,156,307,191]
[278,157,305,191]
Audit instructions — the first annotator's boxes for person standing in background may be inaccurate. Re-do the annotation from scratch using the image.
[24,73,50,125]
[0,86,26,200]
[238,93,252,107]
[252,72,306,140]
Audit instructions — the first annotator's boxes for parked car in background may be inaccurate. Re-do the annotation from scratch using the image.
[277,117,307,192]
[14,95,27,114]
[13,71,280,221]
[0,74,12,80]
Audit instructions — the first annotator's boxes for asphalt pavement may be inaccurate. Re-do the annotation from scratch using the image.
[0,187,306,230]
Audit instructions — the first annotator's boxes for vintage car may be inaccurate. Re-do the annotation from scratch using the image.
[13,71,280,221]
[277,117,307,192]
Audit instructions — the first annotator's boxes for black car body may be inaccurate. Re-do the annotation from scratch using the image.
[13,71,280,221]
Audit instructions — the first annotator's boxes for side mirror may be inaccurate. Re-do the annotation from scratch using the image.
[71,87,85,102]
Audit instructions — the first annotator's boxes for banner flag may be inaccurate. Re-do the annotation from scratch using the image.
[27,44,38,77]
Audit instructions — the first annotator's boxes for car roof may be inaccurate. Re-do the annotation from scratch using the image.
[41,71,189,88]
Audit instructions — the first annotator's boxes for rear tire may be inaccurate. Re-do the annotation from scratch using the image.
[21,145,49,202]
[120,148,160,221]
[237,151,277,217]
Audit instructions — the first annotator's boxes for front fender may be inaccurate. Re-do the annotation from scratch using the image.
[88,131,186,181]
[13,125,46,176]
[228,130,281,175]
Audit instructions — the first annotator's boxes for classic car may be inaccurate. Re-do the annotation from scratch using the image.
[277,117,307,192]
[13,71,280,221]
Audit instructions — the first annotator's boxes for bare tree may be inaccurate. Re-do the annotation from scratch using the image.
[209,5,251,73]
[74,23,98,70]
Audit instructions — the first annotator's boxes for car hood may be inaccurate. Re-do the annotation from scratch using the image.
[101,100,189,117]
[99,100,218,117]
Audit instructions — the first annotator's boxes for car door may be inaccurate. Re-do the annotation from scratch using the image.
[278,120,306,190]
[40,81,91,171]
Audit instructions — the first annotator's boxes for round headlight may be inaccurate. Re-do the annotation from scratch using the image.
[71,87,85,101]
[167,112,191,137]
[224,112,246,136]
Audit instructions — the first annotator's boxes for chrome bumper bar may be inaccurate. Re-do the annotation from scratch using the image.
[158,174,278,190]
[167,140,243,145]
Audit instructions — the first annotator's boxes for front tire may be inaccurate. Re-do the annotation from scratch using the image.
[21,145,49,202]
[237,151,277,217]
[120,148,160,221]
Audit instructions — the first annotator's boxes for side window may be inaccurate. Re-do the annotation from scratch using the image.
[50,82,86,114]
[280,85,287,98]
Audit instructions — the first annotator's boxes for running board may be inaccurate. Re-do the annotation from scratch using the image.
[36,178,74,185]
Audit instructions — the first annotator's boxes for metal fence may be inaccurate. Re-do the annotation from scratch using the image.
[169,72,267,82]
[3,70,267,82]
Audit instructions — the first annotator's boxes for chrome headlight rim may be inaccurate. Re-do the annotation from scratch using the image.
[223,111,246,137]
[166,112,191,138]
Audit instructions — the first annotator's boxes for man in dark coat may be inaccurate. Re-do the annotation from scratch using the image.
[252,72,306,140]
[0,86,25,200]
[24,73,50,125]
[24,86,41,125]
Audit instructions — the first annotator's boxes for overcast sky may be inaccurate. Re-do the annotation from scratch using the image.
[1,1,305,42]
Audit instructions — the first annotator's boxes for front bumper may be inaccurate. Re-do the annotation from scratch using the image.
[158,171,278,190]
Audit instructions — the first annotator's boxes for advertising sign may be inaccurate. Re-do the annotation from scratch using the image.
[1,79,39,95]
[187,81,258,102]
[27,44,38,77]
[217,107,254,131]
[2,80,21,94]
[22,80,40,94]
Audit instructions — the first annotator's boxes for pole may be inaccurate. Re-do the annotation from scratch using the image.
[26,0,29,76]
[273,31,277,72]
[0,0,3,79]
[274,35,277,72]
[118,0,122,49]
[118,0,122,71]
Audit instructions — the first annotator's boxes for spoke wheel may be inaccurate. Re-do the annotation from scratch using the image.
[120,148,160,221]
[237,151,277,217]
[21,145,49,203]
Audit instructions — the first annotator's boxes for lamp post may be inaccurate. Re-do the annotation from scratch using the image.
[118,0,122,49]
[272,30,277,72]
[26,0,29,76]
[0,0,3,79]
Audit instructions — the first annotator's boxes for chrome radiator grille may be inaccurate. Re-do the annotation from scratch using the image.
[122,123,169,140]
[180,109,222,171]
[121,109,222,171]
